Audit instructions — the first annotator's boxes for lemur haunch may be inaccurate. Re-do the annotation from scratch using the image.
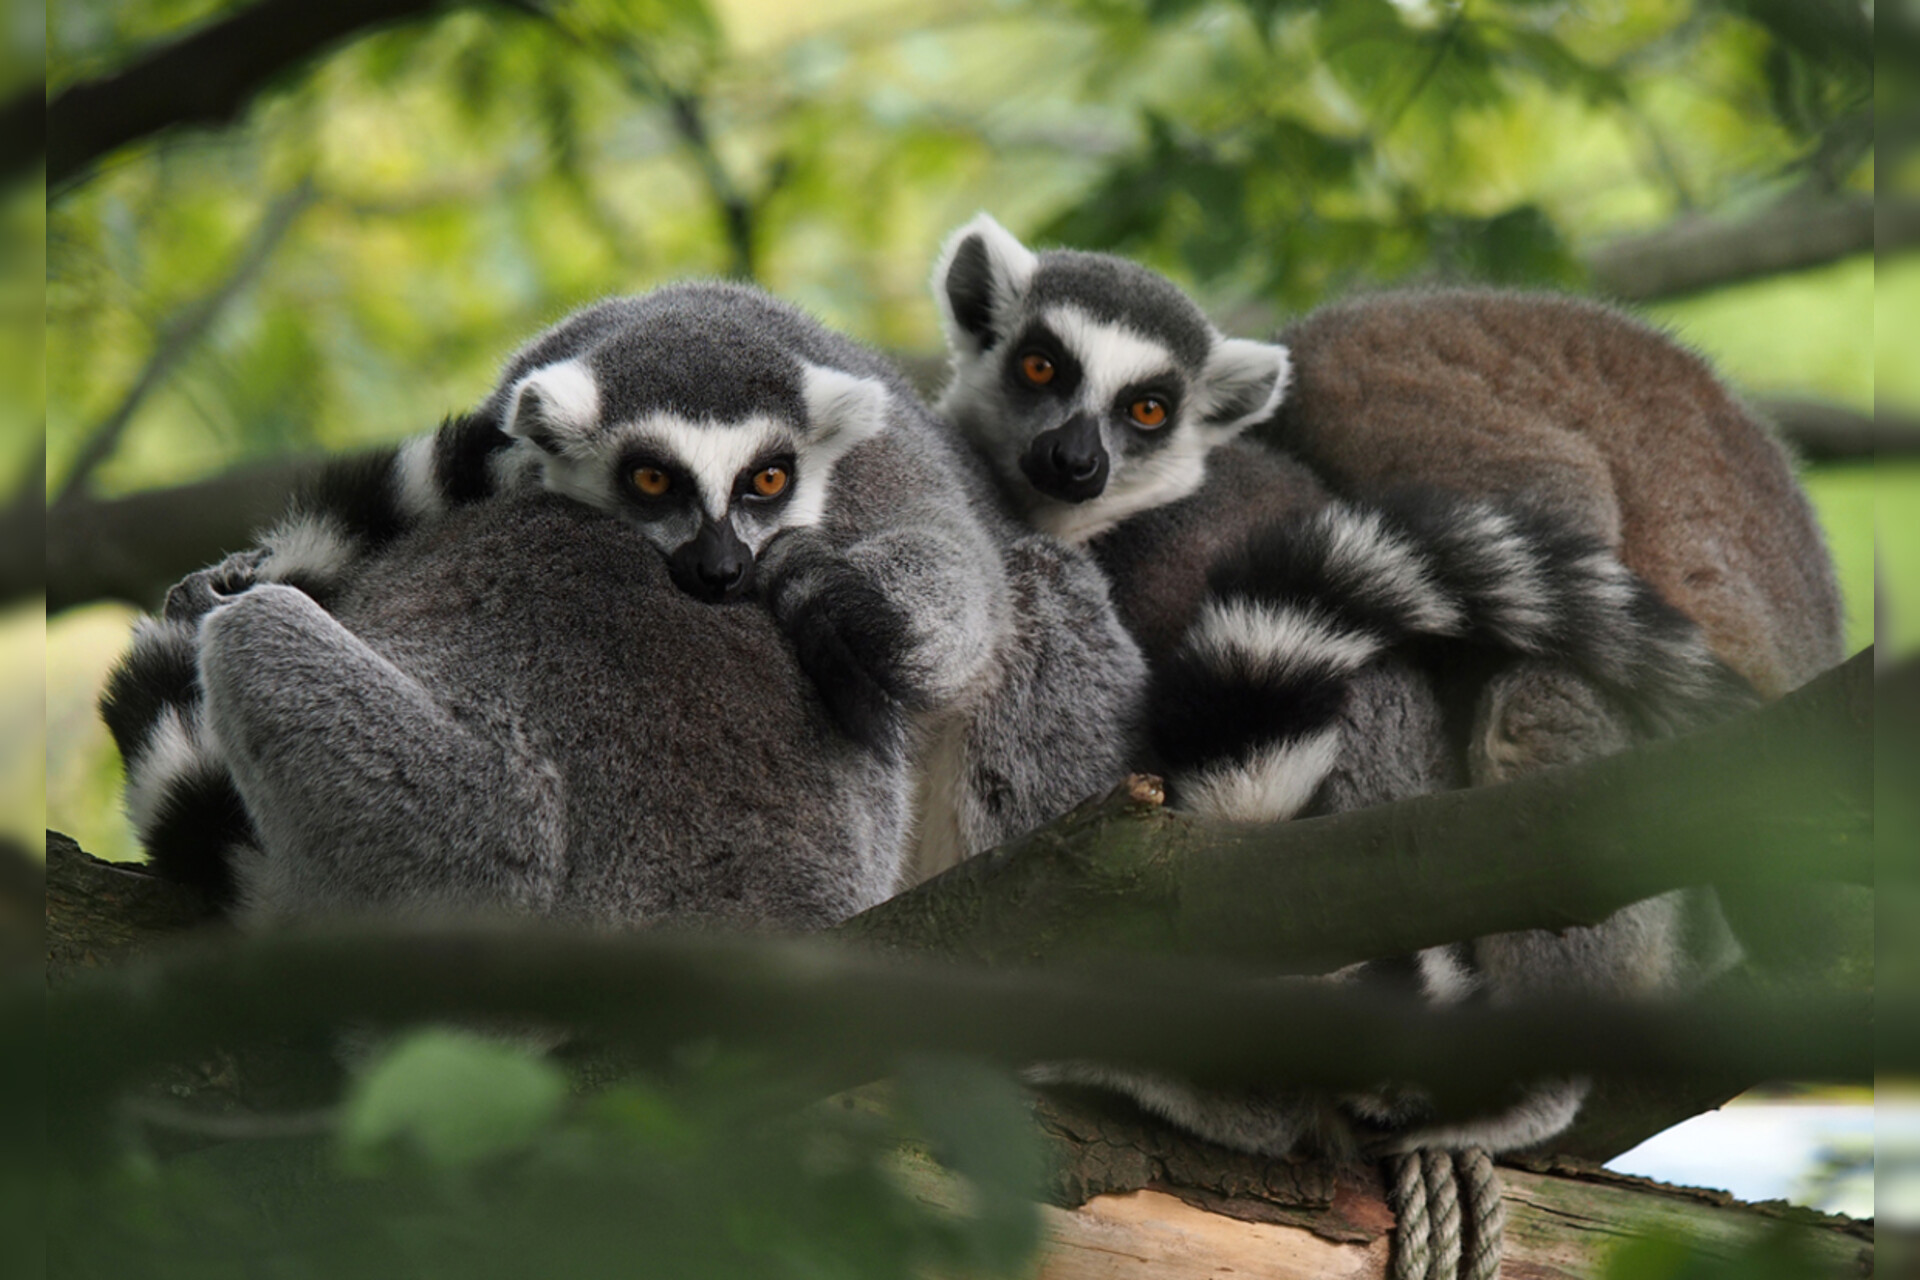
[930,214,1837,1158]
[147,496,916,928]
[103,282,1147,909]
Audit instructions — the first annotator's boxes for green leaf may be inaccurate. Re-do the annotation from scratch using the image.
[338,1027,569,1174]
[897,1054,1044,1274]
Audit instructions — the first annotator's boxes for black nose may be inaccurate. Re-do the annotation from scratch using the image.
[1048,438,1102,482]
[669,520,756,602]
[1020,414,1110,502]
[698,558,746,592]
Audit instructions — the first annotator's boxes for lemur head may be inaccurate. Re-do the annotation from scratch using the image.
[492,285,892,602]
[932,213,1291,543]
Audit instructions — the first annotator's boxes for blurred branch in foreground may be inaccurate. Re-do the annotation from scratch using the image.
[46,652,1871,985]
[39,909,1873,1146]
[41,0,501,192]
[43,652,1874,1129]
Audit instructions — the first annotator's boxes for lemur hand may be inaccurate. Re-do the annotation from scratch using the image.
[761,529,922,755]
[162,549,270,626]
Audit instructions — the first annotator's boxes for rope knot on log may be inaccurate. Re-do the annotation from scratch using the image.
[1387,1148,1505,1280]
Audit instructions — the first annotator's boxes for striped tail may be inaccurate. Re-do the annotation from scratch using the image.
[251,413,515,604]
[97,413,515,901]
[1150,488,1756,822]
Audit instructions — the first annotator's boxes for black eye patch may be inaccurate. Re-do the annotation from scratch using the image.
[734,452,798,503]
[1113,376,1182,419]
[1003,324,1082,397]
[616,451,695,509]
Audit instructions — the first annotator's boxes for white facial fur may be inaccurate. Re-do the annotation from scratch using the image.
[1024,306,1211,545]
[1042,306,1178,409]
[795,362,892,525]
[502,357,892,551]
[628,414,796,523]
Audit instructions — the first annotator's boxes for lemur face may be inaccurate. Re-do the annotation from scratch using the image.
[933,214,1291,544]
[502,334,889,603]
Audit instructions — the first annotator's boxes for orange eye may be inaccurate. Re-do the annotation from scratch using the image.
[1020,353,1055,386]
[1129,398,1168,428]
[632,467,671,496]
[751,466,789,498]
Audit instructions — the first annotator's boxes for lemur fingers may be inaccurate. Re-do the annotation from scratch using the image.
[764,526,1003,757]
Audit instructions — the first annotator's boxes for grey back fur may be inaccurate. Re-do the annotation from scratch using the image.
[206,494,910,931]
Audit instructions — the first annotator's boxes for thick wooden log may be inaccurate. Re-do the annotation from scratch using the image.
[1008,1089,1874,1278]
[1023,1169,1874,1279]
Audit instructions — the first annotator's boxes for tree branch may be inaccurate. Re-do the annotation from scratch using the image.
[1756,396,1920,462]
[664,89,758,281]
[45,0,478,191]
[837,650,1872,972]
[52,180,318,506]
[0,437,44,603]
[39,904,1874,1143]
[35,378,1885,615]
[0,86,44,187]
[41,454,317,613]
[1588,192,1897,301]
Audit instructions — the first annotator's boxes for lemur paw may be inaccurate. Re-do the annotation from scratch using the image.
[763,533,921,755]
[162,549,270,626]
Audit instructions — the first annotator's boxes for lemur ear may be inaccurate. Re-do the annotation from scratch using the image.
[504,360,601,456]
[1196,338,1290,437]
[800,363,892,459]
[931,212,1039,355]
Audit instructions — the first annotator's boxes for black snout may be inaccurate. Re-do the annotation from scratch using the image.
[668,519,756,602]
[1019,413,1110,502]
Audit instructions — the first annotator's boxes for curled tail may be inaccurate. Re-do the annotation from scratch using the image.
[251,413,515,604]
[100,613,256,902]
[98,413,515,902]
[1152,488,1756,822]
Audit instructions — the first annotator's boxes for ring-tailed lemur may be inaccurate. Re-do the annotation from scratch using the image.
[170,494,915,928]
[928,214,1837,1158]
[102,282,1147,909]
[929,213,1784,810]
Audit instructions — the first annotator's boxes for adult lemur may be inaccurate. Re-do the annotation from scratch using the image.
[103,283,1146,917]
[929,214,1840,1156]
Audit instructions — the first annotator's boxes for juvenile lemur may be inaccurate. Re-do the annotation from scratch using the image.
[928,214,1840,1157]
[104,283,1147,916]
[139,496,917,928]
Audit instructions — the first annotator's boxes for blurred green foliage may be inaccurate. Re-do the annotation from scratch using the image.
[50,1029,1043,1279]
[1603,1223,1838,1280]
[44,0,1874,497]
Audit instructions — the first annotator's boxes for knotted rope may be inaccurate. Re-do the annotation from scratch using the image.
[1387,1148,1505,1280]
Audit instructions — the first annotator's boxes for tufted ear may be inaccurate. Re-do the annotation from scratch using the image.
[931,212,1039,356]
[800,363,892,460]
[503,359,602,456]
[1196,337,1290,437]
